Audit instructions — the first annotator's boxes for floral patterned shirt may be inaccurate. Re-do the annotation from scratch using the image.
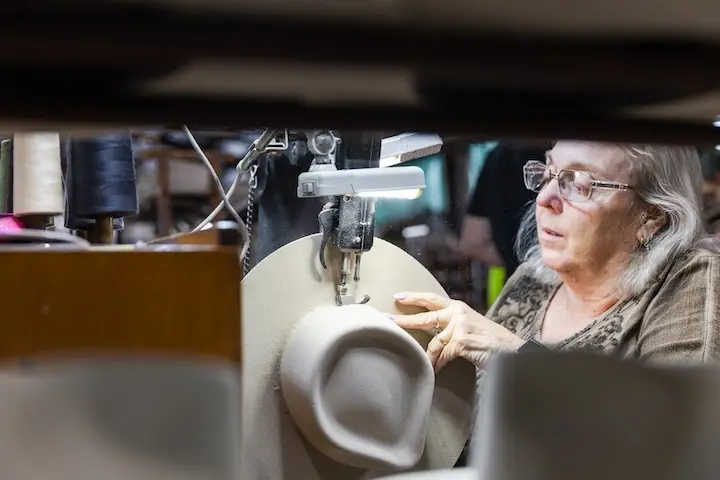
[488,247,720,362]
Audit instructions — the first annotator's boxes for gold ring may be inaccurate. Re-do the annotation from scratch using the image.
[436,334,448,346]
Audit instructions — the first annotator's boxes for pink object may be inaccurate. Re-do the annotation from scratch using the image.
[0,216,26,233]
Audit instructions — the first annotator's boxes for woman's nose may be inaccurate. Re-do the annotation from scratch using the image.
[536,178,563,211]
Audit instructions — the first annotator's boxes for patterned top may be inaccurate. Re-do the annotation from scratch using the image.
[488,247,720,362]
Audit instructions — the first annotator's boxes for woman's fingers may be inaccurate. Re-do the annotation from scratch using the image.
[434,342,460,372]
[391,309,451,331]
[394,292,451,311]
[425,335,446,368]
[426,323,455,369]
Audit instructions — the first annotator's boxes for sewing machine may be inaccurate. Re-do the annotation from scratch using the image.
[237,129,441,305]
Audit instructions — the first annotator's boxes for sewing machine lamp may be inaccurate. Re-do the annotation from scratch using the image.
[296,165,426,199]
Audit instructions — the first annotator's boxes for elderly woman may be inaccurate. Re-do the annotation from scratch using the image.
[391,141,720,372]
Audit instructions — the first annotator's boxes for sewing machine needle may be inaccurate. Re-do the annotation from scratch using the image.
[353,253,362,281]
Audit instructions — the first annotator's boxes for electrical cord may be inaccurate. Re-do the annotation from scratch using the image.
[191,127,278,234]
[192,171,244,233]
[184,125,250,261]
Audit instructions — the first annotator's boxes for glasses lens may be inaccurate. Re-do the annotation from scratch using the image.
[559,170,592,202]
[523,163,548,192]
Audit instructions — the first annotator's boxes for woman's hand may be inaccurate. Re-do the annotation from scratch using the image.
[390,292,524,372]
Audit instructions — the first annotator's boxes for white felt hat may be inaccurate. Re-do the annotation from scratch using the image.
[280,304,435,470]
[378,468,478,480]
[241,234,476,479]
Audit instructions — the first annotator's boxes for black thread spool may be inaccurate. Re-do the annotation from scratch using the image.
[64,168,126,233]
[66,134,138,244]
[63,141,91,235]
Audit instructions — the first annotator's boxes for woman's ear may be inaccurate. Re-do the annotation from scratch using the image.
[636,207,666,244]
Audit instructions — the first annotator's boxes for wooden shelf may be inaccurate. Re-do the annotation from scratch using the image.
[0,248,241,364]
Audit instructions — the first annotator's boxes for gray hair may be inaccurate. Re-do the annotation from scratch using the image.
[515,143,708,298]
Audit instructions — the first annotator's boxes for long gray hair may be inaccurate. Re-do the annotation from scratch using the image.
[515,143,708,298]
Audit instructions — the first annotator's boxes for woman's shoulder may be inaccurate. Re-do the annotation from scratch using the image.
[689,237,720,257]
[636,241,720,362]
[663,240,720,280]
[639,240,720,318]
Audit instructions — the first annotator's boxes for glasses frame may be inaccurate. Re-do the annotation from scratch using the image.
[523,160,633,202]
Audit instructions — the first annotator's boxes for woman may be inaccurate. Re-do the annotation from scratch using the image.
[391,141,720,373]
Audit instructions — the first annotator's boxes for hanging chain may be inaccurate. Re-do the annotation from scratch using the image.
[243,165,258,276]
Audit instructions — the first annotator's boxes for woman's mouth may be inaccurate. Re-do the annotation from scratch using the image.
[540,227,564,241]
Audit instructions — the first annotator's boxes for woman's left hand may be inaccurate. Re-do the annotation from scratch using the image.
[390,292,525,372]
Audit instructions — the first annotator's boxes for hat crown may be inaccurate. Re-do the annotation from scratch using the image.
[280,304,435,470]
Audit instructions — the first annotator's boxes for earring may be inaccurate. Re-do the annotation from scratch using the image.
[642,234,654,251]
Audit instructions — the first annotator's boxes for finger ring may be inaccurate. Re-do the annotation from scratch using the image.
[434,312,440,330]
[435,334,448,346]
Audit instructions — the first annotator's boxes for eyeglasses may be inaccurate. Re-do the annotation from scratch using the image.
[523,160,632,202]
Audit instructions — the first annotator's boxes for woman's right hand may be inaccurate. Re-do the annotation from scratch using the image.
[389,292,524,372]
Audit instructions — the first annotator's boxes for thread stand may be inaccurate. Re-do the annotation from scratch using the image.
[21,215,50,230]
[86,216,114,244]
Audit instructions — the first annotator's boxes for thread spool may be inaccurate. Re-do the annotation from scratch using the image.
[0,139,12,213]
[13,133,64,220]
[66,133,138,244]
[63,140,90,233]
[0,216,24,233]
[63,164,126,232]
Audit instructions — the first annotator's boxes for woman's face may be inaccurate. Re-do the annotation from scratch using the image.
[535,142,640,277]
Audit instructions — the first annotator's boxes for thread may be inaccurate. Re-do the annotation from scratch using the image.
[63,139,88,231]
[6,141,12,213]
[0,139,11,212]
[66,133,138,219]
[63,166,125,230]
[12,133,64,216]
[0,216,24,232]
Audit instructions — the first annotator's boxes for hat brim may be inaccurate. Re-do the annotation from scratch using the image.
[241,234,476,479]
[377,467,477,480]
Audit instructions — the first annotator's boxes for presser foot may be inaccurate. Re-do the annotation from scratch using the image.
[336,292,371,306]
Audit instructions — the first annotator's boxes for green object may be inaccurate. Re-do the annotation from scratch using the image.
[487,266,507,308]
[0,139,11,213]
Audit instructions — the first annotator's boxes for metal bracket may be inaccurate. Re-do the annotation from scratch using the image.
[335,251,372,306]
[265,129,290,151]
[317,201,339,270]
[337,292,371,306]
[318,201,373,306]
